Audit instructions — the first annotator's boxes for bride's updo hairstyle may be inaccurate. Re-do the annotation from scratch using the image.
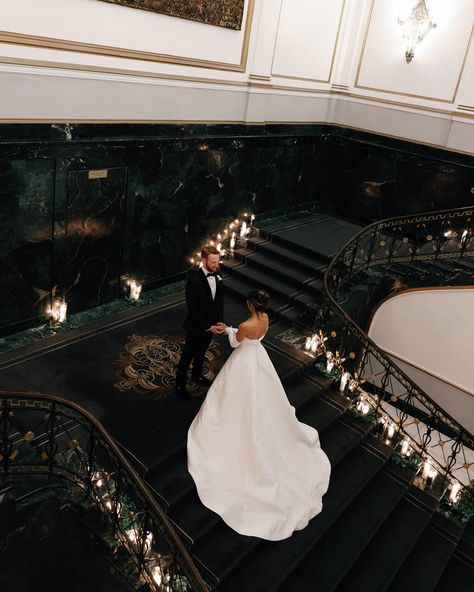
[247,289,269,312]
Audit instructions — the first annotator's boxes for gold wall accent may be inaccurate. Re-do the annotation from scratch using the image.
[0,0,254,72]
[355,0,474,104]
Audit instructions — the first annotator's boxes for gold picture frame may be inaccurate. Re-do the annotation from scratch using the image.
[97,0,245,30]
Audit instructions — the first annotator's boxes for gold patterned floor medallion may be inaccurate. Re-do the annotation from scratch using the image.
[114,334,222,398]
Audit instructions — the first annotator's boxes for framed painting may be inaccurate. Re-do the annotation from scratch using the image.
[97,0,246,30]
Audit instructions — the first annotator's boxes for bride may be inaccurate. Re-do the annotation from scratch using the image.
[187,290,331,541]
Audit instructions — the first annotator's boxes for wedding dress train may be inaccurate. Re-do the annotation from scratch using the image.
[187,332,331,541]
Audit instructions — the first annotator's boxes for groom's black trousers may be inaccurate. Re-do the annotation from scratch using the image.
[176,330,213,386]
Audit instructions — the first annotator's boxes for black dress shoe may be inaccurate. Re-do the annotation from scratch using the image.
[192,375,213,387]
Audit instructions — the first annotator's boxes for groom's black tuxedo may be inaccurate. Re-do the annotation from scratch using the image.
[176,267,224,387]
[183,268,224,333]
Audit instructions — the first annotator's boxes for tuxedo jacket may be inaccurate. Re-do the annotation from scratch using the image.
[183,268,224,334]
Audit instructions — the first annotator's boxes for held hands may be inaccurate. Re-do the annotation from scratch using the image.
[209,322,227,334]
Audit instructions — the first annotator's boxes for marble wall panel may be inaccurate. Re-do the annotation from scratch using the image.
[0,123,471,335]
[321,135,473,221]
[56,166,127,313]
[0,158,55,330]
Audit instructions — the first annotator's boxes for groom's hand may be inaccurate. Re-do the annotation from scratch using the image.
[216,322,227,334]
[209,325,224,334]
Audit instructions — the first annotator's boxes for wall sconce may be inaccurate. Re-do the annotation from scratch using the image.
[398,0,436,64]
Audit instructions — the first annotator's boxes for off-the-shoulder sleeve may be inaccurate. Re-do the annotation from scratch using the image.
[225,326,240,348]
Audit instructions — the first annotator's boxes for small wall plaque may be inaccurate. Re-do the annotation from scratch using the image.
[88,169,108,180]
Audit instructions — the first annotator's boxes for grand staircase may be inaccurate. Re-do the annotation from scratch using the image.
[1,211,472,591]
[144,213,474,592]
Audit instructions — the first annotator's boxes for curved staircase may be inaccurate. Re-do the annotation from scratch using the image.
[145,211,473,591]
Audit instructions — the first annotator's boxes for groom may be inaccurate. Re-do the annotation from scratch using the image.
[175,245,225,396]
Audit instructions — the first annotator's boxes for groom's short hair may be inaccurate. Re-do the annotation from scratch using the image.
[201,245,220,259]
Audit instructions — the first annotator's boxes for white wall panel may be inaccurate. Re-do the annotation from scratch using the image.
[456,32,474,107]
[368,288,474,394]
[333,97,454,147]
[356,0,474,102]
[245,89,331,122]
[271,0,345,82]
[0,66,249,121]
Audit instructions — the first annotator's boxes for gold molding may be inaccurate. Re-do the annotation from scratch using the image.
[270,0,346,84]
[0,0,254,73]
[0,55,251,87]
[334,90,474,119]
[355,0,474,104]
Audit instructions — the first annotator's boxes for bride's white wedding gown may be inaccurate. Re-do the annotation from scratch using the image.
[187,331,331,541]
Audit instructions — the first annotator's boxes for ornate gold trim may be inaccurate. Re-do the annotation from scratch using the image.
[0,55,250,86]
[334,89,474,119]
[270,0,346,84]
[0,0,254,73]
[355,0,474,104]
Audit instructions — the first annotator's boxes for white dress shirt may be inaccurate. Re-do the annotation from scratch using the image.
[200,263,217,300]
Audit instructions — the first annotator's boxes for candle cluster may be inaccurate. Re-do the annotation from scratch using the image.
[127,279,142,301]
[91,468,171,589]
[304,331,328,356]
[355,396,371,416]
[189,212,256,266]
[50,300,67,324]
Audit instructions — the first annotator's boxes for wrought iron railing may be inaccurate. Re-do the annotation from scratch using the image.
[0,390,208,592]
[320,207,473,501]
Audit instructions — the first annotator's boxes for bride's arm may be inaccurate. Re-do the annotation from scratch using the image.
[225,323,247,348]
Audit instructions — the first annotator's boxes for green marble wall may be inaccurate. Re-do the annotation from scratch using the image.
[0,124,471,335]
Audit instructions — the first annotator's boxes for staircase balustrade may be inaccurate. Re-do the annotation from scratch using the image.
[320,207,474,509]
[0,390,208,592]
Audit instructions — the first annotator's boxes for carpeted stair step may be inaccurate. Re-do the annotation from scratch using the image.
[281,372,327,408]
[335,490,434,592]
[317,418,370,466]
[223,274,289,313]
[291,279,324,303]
[145,449,194,510]
[386,512,464,592]
[263,321,311,365]
[222,263,300,303]
[282,468,408,592]
[249,239,327,277]
[243,252,317,289]
[269,216,363,261]
[218,442,386,592]
[276,306,314,330]
[434,545,474,592]
[169,491,221,546]
[265,345,302,385]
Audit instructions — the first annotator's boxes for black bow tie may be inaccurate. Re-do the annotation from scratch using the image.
[206,272,218,278]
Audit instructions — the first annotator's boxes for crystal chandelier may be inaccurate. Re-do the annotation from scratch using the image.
[398,0,436,63]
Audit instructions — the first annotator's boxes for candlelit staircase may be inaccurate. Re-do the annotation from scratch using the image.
[143,214,473,592]
[146,349,472,592]
[219,213,363,332]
